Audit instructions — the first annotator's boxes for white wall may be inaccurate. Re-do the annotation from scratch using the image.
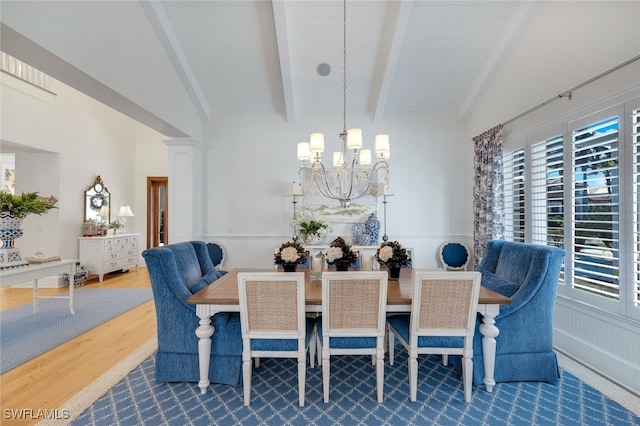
[466,1,640,137]
[0,71,168,261]
[202,109,473,269]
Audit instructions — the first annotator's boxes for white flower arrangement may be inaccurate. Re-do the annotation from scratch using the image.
[326,246,344,263]
[274,240,307,266]
[280,246,300,263]
[377,245,394,263]
[293,213,332,240]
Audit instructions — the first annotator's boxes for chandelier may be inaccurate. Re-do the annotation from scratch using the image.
[296,0,390,208]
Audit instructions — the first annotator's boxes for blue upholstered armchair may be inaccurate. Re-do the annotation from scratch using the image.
[469,240,566,385]
[142,241,242,386]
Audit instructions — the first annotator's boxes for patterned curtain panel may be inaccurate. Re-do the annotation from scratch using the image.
[473,125,504,267]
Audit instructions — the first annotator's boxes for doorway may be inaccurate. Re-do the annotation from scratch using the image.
[147,177,168,248]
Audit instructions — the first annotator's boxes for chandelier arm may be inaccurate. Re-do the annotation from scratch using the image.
[311,161,345,201]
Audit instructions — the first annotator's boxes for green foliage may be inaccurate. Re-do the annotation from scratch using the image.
[0,191,57,219]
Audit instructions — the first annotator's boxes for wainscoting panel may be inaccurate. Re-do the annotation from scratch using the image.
[554,296,640,396]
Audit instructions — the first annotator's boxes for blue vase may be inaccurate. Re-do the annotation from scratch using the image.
[365,213,380,244]
[351,223,363,245]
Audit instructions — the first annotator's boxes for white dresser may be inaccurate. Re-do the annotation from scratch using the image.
[79,233,141,282]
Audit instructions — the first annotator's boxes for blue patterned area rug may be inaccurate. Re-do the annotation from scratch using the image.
[0,288,153,374]
[73,345,639,426]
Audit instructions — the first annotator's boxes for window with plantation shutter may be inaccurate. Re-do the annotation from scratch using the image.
[632,105,640,307]
[503,148,525,242]
[531,135,564,249]
[502,96,638,318]
[571,116,620,299]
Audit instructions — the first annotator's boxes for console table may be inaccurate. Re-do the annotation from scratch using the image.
[0,259,78,314]
[79,233,140,282]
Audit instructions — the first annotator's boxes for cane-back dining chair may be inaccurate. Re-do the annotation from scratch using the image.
[237,272,316,407]
[318,271,389,403]
[387,271,481,403]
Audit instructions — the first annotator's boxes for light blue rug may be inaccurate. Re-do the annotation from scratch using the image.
[0,288,153,374]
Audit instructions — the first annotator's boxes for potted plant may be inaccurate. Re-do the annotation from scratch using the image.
[108,219,123,235]
[0,191,57,218]
[274,240,308,272]
[326,237,358,271]
[375,240,411,279]
[293,213,331,244]
[0,191,57,268]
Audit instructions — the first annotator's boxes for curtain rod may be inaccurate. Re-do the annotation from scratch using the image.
[502,55,640,126]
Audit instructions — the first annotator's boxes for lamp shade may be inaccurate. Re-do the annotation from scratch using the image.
[286,181,303,196]
[297,142,310,161]
[359,149,372,165]
[333,151,344,167]
[347,128,363,149]
[118,206,135,217]
[309,132,325,153]
[374,134,389,151]
[98,205,110,217]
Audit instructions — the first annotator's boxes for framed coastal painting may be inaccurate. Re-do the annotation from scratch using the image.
[300,184,377,223]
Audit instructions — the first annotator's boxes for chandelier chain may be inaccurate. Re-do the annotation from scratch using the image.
[342,0,347,134]
[295,0,390,209]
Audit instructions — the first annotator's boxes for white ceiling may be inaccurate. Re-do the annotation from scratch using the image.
[1,1,639,138]
[147,0,525,120]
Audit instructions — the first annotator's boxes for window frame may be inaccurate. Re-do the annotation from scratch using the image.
[502,96,639,321]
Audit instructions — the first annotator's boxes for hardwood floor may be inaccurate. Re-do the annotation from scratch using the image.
[0,268,156,426]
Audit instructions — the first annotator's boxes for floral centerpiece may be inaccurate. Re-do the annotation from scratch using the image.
[274,240,308,272]
[326,237,358,271]
[293,214,332,244]
[376,240,411,279]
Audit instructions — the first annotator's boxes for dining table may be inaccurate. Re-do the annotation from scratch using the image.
[187,268,511,395]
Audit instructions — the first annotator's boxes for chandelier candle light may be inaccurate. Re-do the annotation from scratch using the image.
[296,0,390,208]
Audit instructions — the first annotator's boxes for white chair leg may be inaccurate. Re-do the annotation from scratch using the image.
[409,355,418,402]
[463,355,473,403]
[388,330,395,366]
[309,330,317,368]
[316,334,321,366]
[376,354,384,403]
[322,353,330,403]
[254,357,260,368]
[298,358,306,407]
[243,359,252,406]
[442,354,448,366]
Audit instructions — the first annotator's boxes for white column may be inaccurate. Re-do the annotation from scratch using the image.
[164,138,204,243]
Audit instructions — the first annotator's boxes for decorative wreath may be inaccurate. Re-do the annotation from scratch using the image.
[89,193,109,211]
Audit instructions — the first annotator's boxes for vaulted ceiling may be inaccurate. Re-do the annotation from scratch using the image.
[2,1,638,138]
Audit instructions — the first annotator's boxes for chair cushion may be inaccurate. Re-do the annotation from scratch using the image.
[250,317,316,351]
[388,315,464,348]
[316,320,377,349]
[481,271,519,297]
[442,243,468,268]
